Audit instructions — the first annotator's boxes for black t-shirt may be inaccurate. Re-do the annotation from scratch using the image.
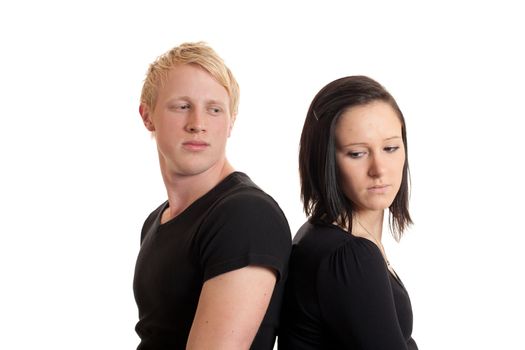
[279,222,418,350]
[133,172,291,350]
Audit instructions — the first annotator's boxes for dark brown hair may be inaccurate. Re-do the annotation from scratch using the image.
[299,75,412,240]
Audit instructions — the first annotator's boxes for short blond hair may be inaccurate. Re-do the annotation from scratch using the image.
[140,42,240,116]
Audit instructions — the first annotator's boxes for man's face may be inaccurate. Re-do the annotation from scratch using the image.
[141,64,234,178]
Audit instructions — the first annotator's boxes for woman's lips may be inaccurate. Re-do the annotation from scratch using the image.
[367,185,390,194]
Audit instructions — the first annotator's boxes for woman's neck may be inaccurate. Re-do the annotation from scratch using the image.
[352,210,384,241]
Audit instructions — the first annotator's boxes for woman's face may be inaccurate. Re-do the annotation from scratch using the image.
[335,101,405,214]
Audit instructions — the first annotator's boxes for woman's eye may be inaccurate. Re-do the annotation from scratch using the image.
[348,151,365,159]
[385,146,400,153]
[209,107,222,114]
[180,104,190,110]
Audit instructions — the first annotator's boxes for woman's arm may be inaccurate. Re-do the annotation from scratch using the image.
[318,240,410,349]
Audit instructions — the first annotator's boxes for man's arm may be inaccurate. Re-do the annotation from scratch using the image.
[186,265,277,350]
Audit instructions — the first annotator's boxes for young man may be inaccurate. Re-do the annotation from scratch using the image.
[133,42,291,350]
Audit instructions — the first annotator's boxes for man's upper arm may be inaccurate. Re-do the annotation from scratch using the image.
[188,190,291,349]
[198,190,291,282]
[186,265,277,350]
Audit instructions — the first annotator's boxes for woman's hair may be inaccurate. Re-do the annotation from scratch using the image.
[140,41,240,116]
[299,75,412,240]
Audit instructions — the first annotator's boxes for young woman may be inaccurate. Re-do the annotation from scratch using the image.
[279,76,417,349]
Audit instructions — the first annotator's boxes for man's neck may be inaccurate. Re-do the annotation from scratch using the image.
[160,160,235,223]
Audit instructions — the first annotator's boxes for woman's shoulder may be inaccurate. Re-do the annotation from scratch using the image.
[292,221,384,268]
[293,221,346,249]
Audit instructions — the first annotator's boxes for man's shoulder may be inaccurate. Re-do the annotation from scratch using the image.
[140,201,168,240]
[203,173,290,236]
[214,174,283,216]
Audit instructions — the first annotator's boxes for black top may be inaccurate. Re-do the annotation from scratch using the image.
[279,222,417,350]
[133,172,292,350]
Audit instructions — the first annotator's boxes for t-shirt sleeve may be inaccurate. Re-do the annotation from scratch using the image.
[317,239,410,349]
[196,190,292,282]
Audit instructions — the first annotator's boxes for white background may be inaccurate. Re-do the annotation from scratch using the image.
[1,1,524,349]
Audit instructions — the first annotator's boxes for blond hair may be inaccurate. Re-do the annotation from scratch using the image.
[140,42,240,116]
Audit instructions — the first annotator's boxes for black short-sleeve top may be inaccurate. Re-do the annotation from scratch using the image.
[279,221,417,350]
[133,172,292,350]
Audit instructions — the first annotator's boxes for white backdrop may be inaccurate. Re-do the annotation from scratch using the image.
[1,1,524,349]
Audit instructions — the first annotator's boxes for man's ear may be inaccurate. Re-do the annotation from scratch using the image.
[228,113,237,137]
[139,104,155,131]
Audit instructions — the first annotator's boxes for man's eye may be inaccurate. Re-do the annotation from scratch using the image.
[170,104,190,111]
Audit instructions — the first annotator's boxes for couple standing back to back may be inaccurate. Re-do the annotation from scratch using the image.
[133,42,418,350]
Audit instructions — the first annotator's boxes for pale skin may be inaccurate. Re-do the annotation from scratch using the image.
[334,101,406,271]
[140,63,277,349]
